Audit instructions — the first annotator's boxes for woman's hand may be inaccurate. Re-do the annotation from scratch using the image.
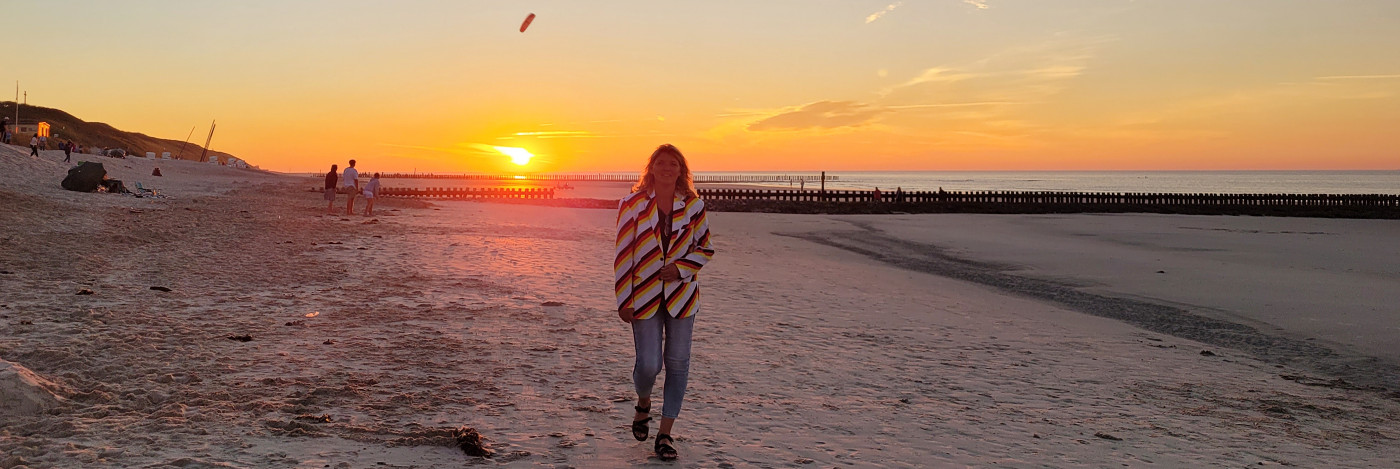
[618,307,636,323]
[658,264,681,282]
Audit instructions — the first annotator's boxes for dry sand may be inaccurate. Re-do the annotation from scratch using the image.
[2,144,1398,467]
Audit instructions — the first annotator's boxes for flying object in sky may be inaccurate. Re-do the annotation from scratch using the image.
[520,13,535,32]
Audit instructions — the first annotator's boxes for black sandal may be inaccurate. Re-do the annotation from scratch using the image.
[631,405,651,441]
[654,433,678,460]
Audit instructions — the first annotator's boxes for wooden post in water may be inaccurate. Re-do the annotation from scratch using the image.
[820,171,826,202]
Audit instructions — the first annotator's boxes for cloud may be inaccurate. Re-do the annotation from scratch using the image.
[1315,74,1400,80]
[865,2,902,23]
[964,0,990,10]
[511,130,603,138]
[748,101,890,131]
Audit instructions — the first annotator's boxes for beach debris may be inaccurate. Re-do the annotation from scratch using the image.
[295,413,334,423]
[228,334,253,342]
[454,426,494,457]
[323,339,335,345]
[150,286,172,292]
[520,13,536,32]
[0,270,12,274]
[795,458,815,464]
[284,320,305,327]
[1094,432,1122,441]
[1200,350,1216,356]
[1156,270,1166,274]
[540,301,565,307]
[363,219,379,224]
[305,311,320,318]
[76,288,94,295]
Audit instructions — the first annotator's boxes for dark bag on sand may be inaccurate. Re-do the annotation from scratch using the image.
[61,161,106,192]
[101,179,128,194]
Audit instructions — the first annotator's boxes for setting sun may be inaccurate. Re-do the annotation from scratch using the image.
[493,146,534,166]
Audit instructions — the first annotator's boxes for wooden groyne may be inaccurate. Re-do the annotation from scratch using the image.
[697,189,1400,218]
[371,186,1400,217]
[376,173,835,183]
[379,187,555,199]
[699,189,1400,206]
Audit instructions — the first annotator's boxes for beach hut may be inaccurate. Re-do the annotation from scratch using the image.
[146,152,156,159]
[161,152,171,159]
[207,156,220,164]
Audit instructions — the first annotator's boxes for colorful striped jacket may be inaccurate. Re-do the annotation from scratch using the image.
[614,190,715,319]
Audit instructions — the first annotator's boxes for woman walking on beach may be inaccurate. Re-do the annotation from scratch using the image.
[29,134,40,157]
[613,144,715,461]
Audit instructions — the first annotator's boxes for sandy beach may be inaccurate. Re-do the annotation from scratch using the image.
[2,145,1399,467]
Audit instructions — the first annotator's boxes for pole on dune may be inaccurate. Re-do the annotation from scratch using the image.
[13,81,18,142]
[175,125,195,160]
[198,120,216,163]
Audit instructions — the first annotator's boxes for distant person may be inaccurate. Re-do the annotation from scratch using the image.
[341,159,360,215]
[895,186,903,203]
[361,172,381,216]
[324,164,339,214]
[1,117,9,144]
[153,167,162,177]
[29,134,40,157]
[872,187,882,202]
[614,143,715,462]
[62,140,73,163]
[800,179,805,191]
[39,135,47,150]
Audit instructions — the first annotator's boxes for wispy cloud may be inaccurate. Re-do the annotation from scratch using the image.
[964,0,990,10]
[865,2,903,23]
[748,101,890,131]
[1315,74,1400,80]
[511,130,603,138]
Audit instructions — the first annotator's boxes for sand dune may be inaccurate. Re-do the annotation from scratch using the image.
[2,144,1397,467]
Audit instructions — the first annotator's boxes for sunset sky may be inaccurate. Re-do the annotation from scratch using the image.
[9,1,1399,173]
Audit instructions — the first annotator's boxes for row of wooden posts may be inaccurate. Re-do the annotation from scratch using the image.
[698,189,1400,206]
[379,187,555,199]
[376,173,836,183]
[379,187,1400,208]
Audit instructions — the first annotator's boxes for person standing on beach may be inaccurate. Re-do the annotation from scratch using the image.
[361,172,380,216]
[614,143,715,461]
[324,164,339,214]
[62,140,73,163]
[341,160,360,215]
[1,117,9,144]
[29,134,40,157]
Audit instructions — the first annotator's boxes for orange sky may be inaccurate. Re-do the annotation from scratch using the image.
[9,1,1400,173]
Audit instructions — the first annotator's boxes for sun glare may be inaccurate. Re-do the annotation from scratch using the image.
[494,146,534,166]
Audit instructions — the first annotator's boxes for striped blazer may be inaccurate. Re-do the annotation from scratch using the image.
[614,190,715,319]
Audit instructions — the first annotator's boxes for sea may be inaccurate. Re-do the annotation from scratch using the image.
[702,171,1400,195]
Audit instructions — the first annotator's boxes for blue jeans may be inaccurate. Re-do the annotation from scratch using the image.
[631,313,695,419]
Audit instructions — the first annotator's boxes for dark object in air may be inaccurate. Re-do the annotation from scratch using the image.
[61,161,106,192]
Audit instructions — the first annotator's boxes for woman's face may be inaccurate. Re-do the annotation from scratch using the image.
[650,153,682,183]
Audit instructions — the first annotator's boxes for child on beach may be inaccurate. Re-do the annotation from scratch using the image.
[324,164,339,214]
[613,144,715,461]
[361,173,380,216]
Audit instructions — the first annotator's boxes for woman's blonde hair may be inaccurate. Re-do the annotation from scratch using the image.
[632,144,697,198]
